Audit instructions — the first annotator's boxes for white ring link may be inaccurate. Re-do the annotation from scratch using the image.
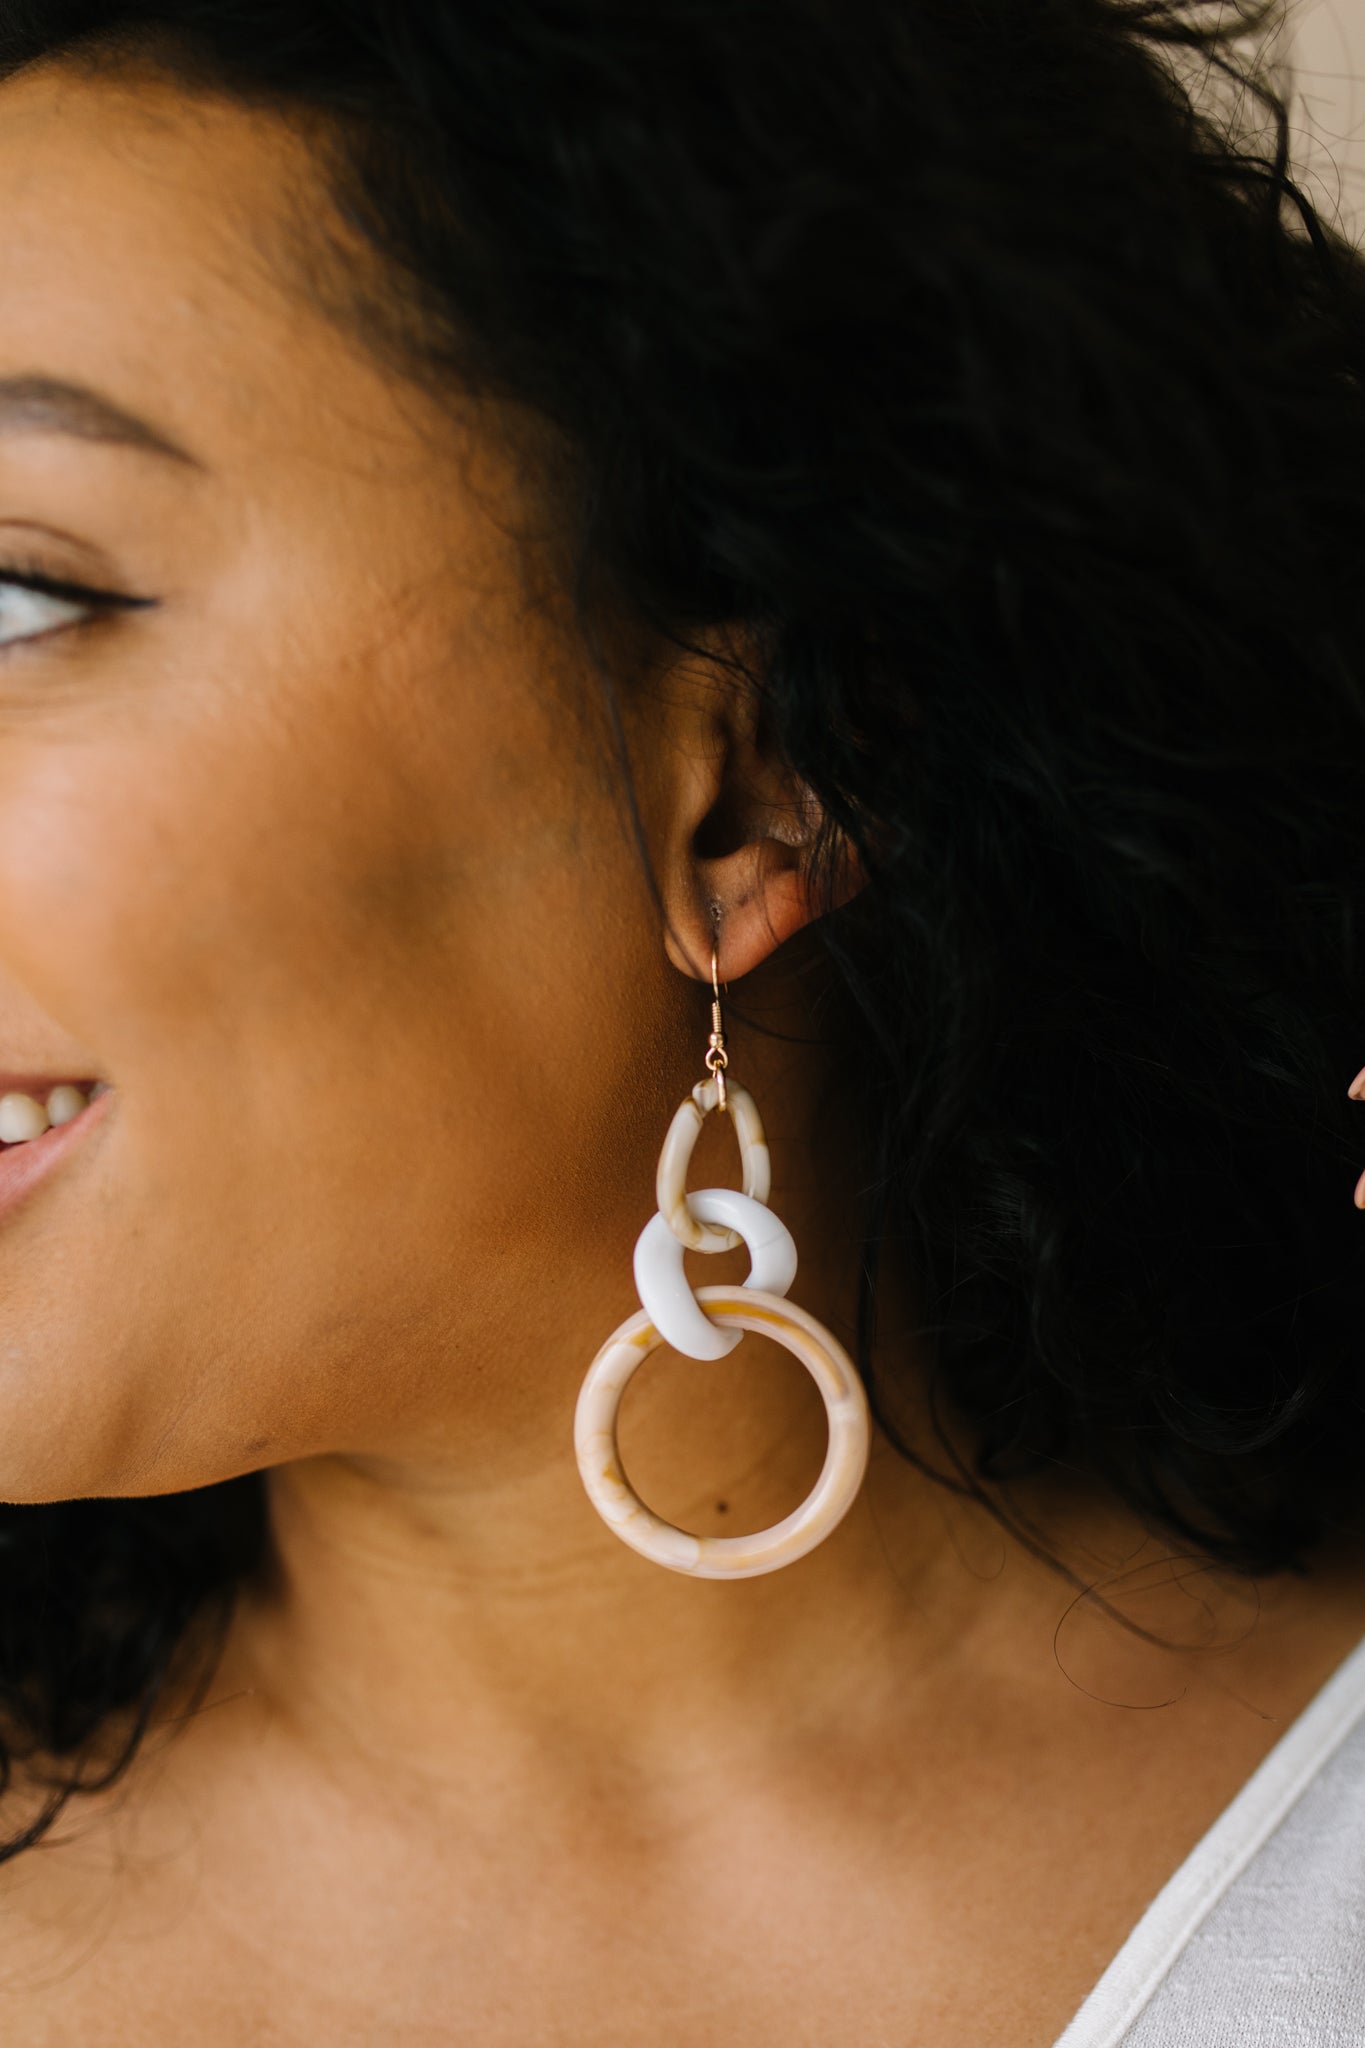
[655,1076,770,1253]
[633,1186,798,1360]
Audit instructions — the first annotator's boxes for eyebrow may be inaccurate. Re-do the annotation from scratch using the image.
[0,375,204,469]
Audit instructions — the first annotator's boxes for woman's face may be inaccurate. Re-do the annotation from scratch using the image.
[0,59,717,1500]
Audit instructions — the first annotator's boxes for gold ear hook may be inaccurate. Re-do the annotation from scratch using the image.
[704,937,729,1114]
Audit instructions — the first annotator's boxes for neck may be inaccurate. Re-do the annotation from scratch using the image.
[209,1123,991,1806]
[219,1227,979,1804]
[187,981,1331,1825]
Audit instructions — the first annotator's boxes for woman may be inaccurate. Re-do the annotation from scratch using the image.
[0,0,1361,2038]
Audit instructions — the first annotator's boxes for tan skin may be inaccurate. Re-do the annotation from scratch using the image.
[0,54,1363,2048]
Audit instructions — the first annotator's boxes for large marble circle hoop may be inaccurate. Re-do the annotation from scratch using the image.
[632,1187,798,1362]
[574,1286,871,1578]
[656,1076,770,1255]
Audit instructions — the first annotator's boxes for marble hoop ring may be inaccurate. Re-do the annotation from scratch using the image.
[632,1186,799,1362]
[574,1285,872,1579]
[655,1076,770,1255]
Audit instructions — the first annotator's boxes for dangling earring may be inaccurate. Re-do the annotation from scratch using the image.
[574,931,871,1578]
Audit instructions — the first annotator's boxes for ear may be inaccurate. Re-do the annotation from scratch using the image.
[648,629,868,985]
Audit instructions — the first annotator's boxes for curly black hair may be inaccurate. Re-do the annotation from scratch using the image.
[0,0,1362,1863]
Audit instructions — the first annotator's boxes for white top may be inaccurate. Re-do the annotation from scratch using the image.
[1053,1623,1365,2045]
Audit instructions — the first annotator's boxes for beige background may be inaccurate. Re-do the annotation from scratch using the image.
[1290,0,1365,244]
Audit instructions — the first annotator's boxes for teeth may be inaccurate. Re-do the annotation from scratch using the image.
[46,1084,91,1127]
[0,1084,91,1146]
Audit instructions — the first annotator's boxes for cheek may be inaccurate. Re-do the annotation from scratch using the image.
[0,615,495,1045]
[0,619,661,1496]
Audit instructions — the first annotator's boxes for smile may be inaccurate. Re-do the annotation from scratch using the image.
[0,1081,113,1227]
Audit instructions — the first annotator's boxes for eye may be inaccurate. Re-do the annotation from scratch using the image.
[0,578,89,650]
[0,564,152,655]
